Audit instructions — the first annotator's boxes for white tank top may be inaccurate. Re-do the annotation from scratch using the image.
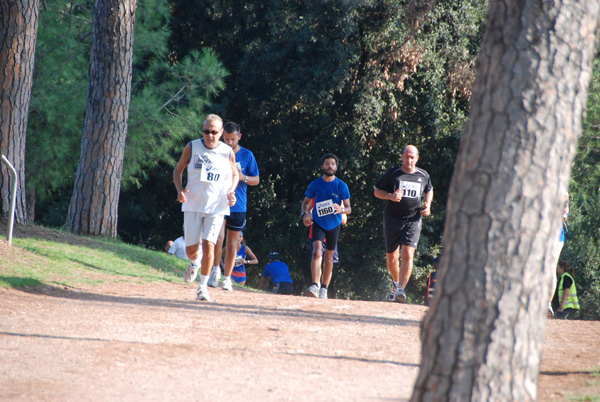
[182,139,232,215]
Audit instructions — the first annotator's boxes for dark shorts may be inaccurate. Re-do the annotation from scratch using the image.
[555,308,579,320]
[225,212,246,232]
[383,213,422,253]
[274,282,294,295]
[309,239,339,263]
[311,222,341,251]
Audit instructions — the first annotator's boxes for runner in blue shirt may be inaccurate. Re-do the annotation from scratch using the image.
[208,122,260,292]
[301,153,351,299]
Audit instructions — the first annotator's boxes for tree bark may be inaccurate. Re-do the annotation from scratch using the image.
[411,0,600,401]
[0,0,40,224]
[66,0,137,237]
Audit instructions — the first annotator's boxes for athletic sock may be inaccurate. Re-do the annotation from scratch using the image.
[321,284,328,289]
[393,281,400,288]
[199,274,209,286]
[312,282,319,288]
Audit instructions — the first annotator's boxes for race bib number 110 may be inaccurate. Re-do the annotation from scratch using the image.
[402,181,422,198]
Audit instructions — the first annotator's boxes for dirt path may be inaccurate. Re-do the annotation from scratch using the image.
[1,279,599,402]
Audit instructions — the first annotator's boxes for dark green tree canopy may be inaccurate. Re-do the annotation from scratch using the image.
[27,0,600,317]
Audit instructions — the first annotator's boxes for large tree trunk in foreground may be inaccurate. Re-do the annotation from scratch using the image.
[0,0,40,224]
[66,0,137,236]
[412,0,600,401]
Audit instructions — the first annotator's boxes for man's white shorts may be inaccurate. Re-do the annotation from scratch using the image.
[184,212,225,246]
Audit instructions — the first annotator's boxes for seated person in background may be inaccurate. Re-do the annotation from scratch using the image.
[258,252,294,295]
[166,236,190,260]
[221,233,258,286]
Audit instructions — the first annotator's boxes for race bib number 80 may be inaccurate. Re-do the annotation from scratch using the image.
[200,164,223,182]
[316,199,334,217]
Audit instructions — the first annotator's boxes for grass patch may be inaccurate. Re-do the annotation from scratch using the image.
[0,233,189,289]
[570,367,600,402]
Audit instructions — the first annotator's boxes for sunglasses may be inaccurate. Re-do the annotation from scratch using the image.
[203,129,222,135]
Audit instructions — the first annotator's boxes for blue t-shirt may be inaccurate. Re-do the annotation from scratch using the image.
[304,177,351,231]
[559,213,568,242]
[232,146,260,213]
[262,261,293,284]
[233,244,247,272]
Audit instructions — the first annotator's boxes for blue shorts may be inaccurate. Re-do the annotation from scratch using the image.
[231,265,246,283]
[225,212,246,232]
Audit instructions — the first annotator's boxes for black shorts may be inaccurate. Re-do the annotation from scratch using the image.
[308,238,339,263]
[225,212,246,232]
[383,213,422,253]
[311,222,341,251]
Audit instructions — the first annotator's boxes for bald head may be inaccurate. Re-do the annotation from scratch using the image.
[402,145,419,156]
[401,145,419,173]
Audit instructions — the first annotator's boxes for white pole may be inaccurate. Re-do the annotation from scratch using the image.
[1,155,17,246]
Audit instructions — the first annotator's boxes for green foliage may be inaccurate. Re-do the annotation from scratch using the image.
[560,56,600,321]
[125,47,228,187]
[561,183,600,322]
[1,233,187,289]
[28,0,228,227]
[574,58,600,198]
[167,0,487,300]
[27,1,91,202]
[25,0,600,315]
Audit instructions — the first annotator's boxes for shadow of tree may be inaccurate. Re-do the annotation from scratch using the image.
[12,281,422,328]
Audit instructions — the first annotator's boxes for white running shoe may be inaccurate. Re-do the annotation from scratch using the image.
[222,276,233,291]
[304,284,319,298]
[184,262,199,283]
[394,286,407,303]
[196,286,211,302]
[318,287,328,299]
[207,266,221,287]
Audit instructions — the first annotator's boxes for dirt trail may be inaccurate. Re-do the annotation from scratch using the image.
[1,279,599,402]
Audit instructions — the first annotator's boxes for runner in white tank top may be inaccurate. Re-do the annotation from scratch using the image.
[183,138,233,216]
[173,114,239,301]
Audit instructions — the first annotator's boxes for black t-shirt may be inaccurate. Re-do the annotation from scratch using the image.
[561,274,573,289]
[375,165,433,219]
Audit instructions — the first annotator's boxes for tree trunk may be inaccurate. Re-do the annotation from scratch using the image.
[411,1,600,401]
[66,0,137,237]
[0,0,40,224]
